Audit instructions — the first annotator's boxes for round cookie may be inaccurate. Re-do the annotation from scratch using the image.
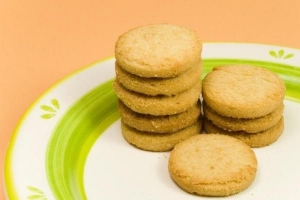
[121,120,202,152]
[115,61,202,96]
[168,134,257,197]
[115,24,202,78]
[202,65,286,118]
[203,102,284,133]
[203,117,284,148]
[114,80,201,116]
[118,100,201,133]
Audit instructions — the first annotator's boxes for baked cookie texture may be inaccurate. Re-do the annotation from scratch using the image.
[114,80,201,116]
[203,102,284,133]
[202,65,285,118]
[118,100,201,133]
[168,134,257,196]
[115,24,202,78]
[113,24,289,197]
[115,61,202,96]
[121,120,202,152]
[114,23,202,152]
[202,65,285,148]
[204,117,284,148]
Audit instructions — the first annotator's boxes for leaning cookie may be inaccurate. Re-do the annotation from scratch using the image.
[114,80,201,116]
[203,117,284,148]
[203,102,284,133]
[118,100,201,133]
[115,24,202,78]
[115,61,202,96]
[202,65,285,118]
[168,134,257,196]
[121,120,202,152]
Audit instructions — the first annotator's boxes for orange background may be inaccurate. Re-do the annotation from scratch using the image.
[1,0,300,198]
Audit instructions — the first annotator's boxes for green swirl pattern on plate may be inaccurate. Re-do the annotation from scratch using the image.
[45,80,119,200]
[45,59,300,200]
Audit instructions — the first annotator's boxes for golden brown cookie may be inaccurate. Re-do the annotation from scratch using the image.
[121,120,202,152]
[114,80,201,116]
[202,65,285,118]
[203,117,284,148]
[115,61,202,96]
[115,24,202,78]
[169,134,257,197]
[203,102,284,133]
[118,100,201,133]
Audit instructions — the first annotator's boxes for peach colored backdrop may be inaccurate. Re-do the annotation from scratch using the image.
[1,0,300,198]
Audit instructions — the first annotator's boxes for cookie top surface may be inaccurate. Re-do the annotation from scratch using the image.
[202,65,286,118]
[169,134,257,183]
[169,134,257,196]
[115,24,202,78]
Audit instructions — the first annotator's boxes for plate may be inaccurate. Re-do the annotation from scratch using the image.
[4,43,300,200]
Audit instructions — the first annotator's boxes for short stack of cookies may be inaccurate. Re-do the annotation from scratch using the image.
[114,24,203,152]
[202,65,286,147]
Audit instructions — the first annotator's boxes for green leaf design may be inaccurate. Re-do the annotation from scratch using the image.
[27,194,45,199]
[41,114,56,119]
[278,49,284,58]
[284,53,294,59]
[27,186,47,200]
[27,186,44,194]
[40,105,56,113]
[269,49,294,59]
[269,50,278,58]
[40,99,60,119]
[51,99,60,109]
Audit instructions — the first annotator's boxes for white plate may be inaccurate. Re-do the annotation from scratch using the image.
[4,43,300,200]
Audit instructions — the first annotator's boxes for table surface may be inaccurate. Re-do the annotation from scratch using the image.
[1,0,300,199]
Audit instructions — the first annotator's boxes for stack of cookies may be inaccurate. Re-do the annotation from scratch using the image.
[114,24,203,152]
[202,65,286,147]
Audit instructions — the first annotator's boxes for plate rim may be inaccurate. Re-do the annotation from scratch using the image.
[3,56,114,199]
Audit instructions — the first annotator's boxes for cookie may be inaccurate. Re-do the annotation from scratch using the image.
[121,120,202,152]
[115,61,202,96]
[114,80,201,116]
[203,117,284,148]
[203,102,284,133]
[202,65,285,118]
[118,100,201,133]
[115,24,202,78]
[169,134,257,196]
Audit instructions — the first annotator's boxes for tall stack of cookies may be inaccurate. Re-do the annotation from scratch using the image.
[202,65,286,147]
[114,24,203,152]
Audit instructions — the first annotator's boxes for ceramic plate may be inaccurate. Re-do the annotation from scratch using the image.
[4,43,300,200]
